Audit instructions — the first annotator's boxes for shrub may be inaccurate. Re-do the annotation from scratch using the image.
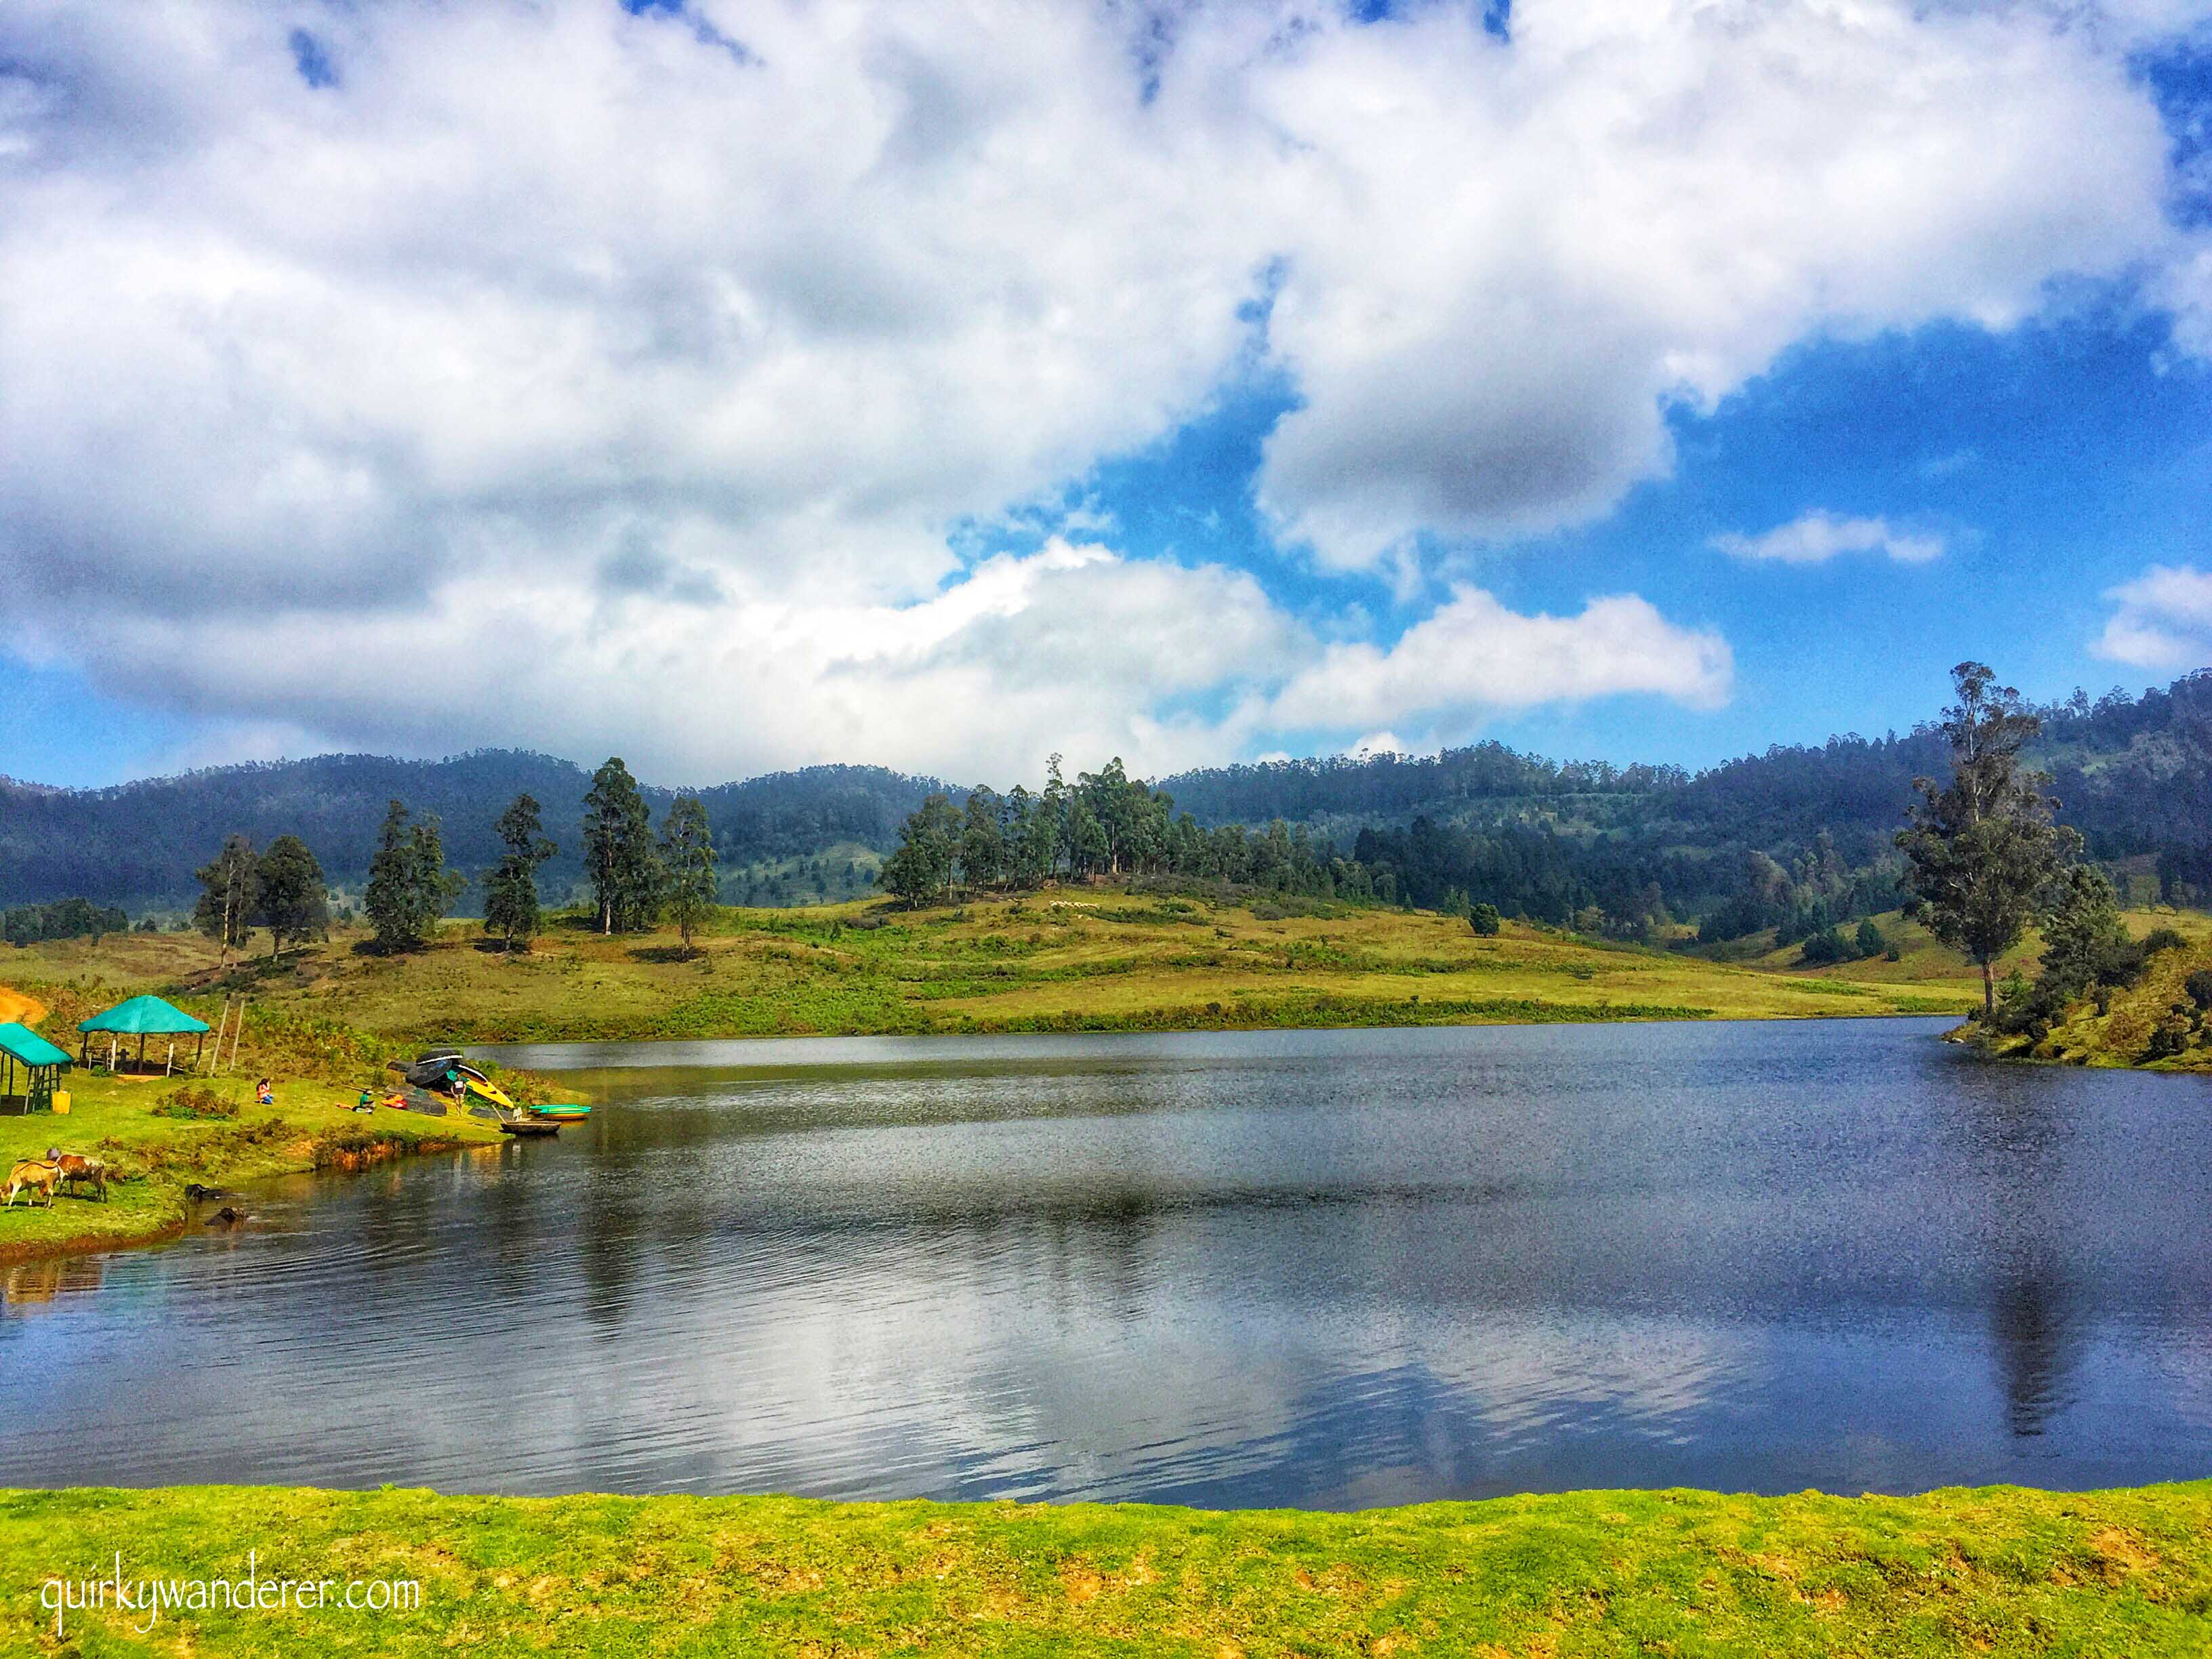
[1469,903,1502,937]
[2187,970,2212,1014]
[1798,927,1854,966]
[153,1084,238,1120]
[1854,919,1886,958]
[2146,1006,2194,1061]
[2141,926,2189,958]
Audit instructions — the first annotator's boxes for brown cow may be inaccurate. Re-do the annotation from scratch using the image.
[52,1153,107,1203]
[5,1160,58,1209]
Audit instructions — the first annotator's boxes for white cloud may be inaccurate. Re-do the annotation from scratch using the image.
[1713,511,1945,566]
[0,0,2197,777]
[1268,586,1732,736]
[1248,0,2176,567]
[49,539,1723,783]
[2093,564,2212,670]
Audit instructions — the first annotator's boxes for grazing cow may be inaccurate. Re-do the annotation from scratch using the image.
[5,1160,58,1209]
[52,1153,107,1203]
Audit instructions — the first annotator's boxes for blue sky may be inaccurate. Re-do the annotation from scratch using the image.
[5,1,2212,790]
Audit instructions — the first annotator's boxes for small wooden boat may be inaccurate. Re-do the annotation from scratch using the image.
[496,1115,561,1137]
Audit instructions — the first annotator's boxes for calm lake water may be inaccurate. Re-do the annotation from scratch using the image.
[5,1018,2212,1507]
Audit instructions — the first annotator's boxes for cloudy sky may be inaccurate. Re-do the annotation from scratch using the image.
[4,0,2212,789]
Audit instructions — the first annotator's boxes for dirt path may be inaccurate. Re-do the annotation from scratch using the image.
[0,985,48,1026]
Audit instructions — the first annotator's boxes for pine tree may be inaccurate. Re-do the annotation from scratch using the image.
[483,792,557,954]
[192,834,258,970]
[366,800,464,952]
[364,801,419,951]
[659,794,718,953]
[253,835,328,958]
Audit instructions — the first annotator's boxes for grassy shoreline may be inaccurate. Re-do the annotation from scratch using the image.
[5,1480,2209,1656]
[0,1068,506,1265]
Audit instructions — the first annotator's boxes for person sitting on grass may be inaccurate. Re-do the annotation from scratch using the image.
[255,1077,274,1107]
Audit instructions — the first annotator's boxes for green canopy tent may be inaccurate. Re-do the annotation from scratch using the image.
[0,1022,72,1114]
[79,995,211,1076]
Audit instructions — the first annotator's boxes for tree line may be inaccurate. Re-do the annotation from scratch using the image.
[878,757,1364,906]
[182,757,724,961]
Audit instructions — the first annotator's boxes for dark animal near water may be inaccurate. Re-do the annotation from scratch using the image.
[208,1206,243,1227]
[5,1159,58,1208]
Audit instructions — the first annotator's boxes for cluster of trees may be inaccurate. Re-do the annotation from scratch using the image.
[880,758,1353,907]
[1797,918,1890,966]
[1694,837,1906,947]
[177,758,728,961]
[191,834,331,968]
[578,760,718,949]
[2,897,129,948]
[1989,861,2190,1039]
[360,804,464,954]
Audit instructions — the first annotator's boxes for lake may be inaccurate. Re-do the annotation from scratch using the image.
[5,1017,2212,1508]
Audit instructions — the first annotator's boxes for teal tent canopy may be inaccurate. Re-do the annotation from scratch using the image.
[0,1023,70,1068]
[79,996,210,1036]
[0,1021,70,1113]
[79,995,213,1076]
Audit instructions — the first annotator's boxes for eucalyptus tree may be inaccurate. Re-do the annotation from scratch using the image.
[253,834,328,958]
[1898,662,2076,1022]
[659,794,718,952]
[192,834,258,970]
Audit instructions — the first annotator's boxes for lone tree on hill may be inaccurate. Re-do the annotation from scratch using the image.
[365,799,465,952]
[659,794,718,953]
[192,834,258,970]
[582,758,661,933]
[483,792,558,954]
[1898,662,2076,1023]
[253,835,329,958]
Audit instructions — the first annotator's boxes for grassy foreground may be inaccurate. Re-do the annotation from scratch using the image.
[5,890,1984,1053]
[5,1481,2210,1656]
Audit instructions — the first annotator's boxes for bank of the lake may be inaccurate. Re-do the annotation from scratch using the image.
[0,1068,505,1263]
[7,1480,2211,1656]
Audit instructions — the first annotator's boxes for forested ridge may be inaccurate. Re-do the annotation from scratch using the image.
[0,752,948,909]
[5,671,2210,935]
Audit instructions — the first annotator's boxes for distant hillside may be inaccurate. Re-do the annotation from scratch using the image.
[5,670,2209,920]
[0,752,951,909]
[1160,672,2212,867]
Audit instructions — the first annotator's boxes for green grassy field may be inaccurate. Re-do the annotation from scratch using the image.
[5,890,1987,1055]
[5,1481,2208,1656]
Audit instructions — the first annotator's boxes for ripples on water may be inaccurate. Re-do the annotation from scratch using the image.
[5,1019,2212,1507]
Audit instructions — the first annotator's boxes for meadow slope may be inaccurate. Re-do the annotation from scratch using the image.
[5,890,1986,1053]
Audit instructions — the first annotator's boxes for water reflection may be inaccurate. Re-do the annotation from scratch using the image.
[2,1020,2210,1504]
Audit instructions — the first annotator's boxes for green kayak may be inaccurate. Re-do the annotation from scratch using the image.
[531,1103,591,1119]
